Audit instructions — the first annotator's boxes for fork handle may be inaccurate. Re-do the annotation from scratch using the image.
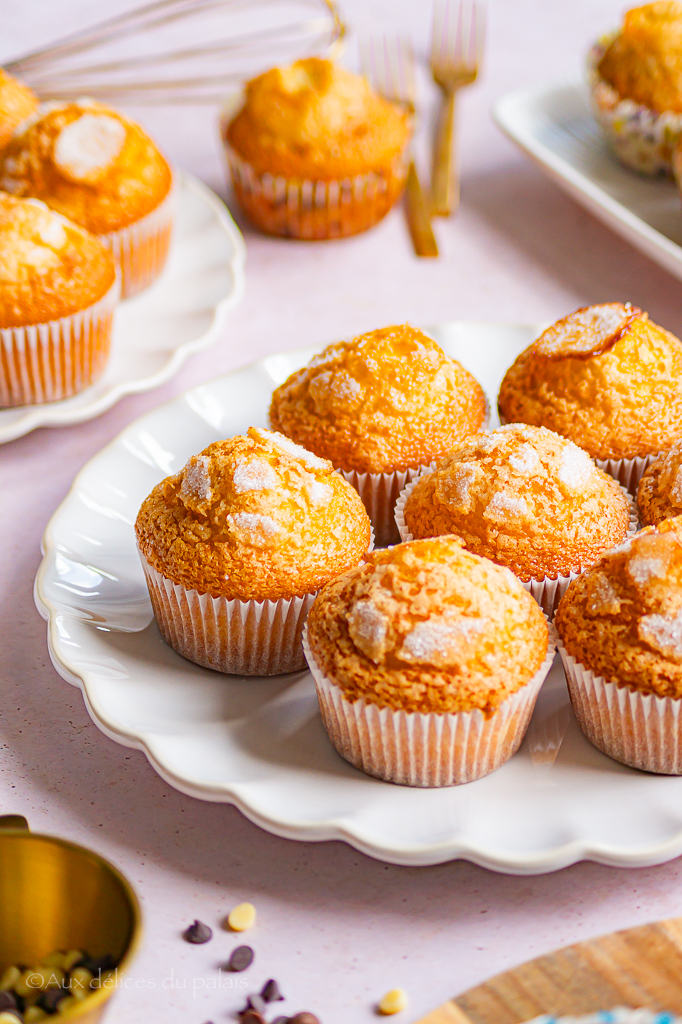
[431,90,458,217]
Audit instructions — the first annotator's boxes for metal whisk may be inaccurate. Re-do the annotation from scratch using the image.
[5,0,344,105]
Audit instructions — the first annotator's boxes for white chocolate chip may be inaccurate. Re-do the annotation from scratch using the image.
[227,902,256,932]
[378,988,408,1015]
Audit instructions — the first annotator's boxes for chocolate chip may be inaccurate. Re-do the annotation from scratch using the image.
[183,919,213,944]
[289,1014,321,1024]
[261,978,284,1002]
[39,988,69,1012]
[0,993,17,1012]
[272,1018,291,1024]
[245,993,267,1014]
[239,1012,266,1024]
[75,953,117,974]
[226,945,254,972]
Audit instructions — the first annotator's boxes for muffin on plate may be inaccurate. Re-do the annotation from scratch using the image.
[638,440,682,524]
[270,323,487,545]
[0,70,37,152]
[556,516,682,773]
[589,2,682,176]
[498,302,682,492]
[0,100,174,297]
[0,192,118,407]
[304,536,554,787]
[135,426,372,676]
[396,424,635,616]
[220,57,411,239]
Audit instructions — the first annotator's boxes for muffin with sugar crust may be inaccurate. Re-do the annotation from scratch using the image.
[556,516,682,773]
[0,192,118,407]
[221,57,411,239]
[304,536,554,786]
[589,2,682,176]
[270,323,487,545]
[0,70,37,152]
[396,424,634,616]
[135,426,372,676]
[0,100,174,297]
[498,302,682,492]
[637,440,682,524]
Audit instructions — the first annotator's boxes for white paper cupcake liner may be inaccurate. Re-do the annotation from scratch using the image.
[558,637,682,774]
[303,622,557,787]
[100,172,176,298]
[394,472,638,618]
[341,466,427,548]
[0,273,119,407]
[588,37,682,177]
[595,452,660,494]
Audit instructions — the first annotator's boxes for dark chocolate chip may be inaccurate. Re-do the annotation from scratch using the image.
[75,953,117,975]
[183,919,213,944]
[239,1012,266,1024]
[226,945,254,972]
[261,978,284,1002]
[289,1014,321,1024]
[0,992,17,1012]
[39,988,69,1012]
[246,993,267,1013]
[272,1018,291,1024]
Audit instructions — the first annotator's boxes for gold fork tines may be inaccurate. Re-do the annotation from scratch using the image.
[360,35,439,258]
[430,0,485,216]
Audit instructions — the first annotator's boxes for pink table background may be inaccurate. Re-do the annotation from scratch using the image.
[3,1,682,1022]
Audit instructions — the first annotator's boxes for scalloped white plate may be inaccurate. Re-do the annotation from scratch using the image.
[0,171,245,443]
[34,321,682,874]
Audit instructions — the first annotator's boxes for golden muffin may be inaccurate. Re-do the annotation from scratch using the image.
[638,440,682,524]
[399,425,632,615]
[589,3,682,175]
[0,192,118,407]
[556,517,682,772]
[221,57,411,239]
[271,323,487,545]
[0,100,174,296]
[305,536,552,786]
[0,70,37,152]
[136,426,372,675]
[498,303,682,488]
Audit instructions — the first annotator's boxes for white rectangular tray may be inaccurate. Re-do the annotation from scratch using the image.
[494,80,682,281]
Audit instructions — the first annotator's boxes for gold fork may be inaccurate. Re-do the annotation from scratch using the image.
[360,35,439,258]
[430,0,485,216]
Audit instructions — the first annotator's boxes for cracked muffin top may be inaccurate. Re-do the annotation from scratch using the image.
[598,2,682,114]
[402,424,631,582]
[556,517,682,697]
[498,303,682,460]
[306,535,548,716]
[0,192,116,328]
[0,70,37,152]
[638,441,682,525]
[0,100,172,234]
[135,427,372,602]
[269,323,487,475]
[224,57,411,179]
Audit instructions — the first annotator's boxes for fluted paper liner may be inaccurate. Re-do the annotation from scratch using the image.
[304,623,556,787]
[394,472,639,618]
[341,466,426,548]
[100,173,176,298]
[0,274,119,407]
[558,638,682,774]
[595,453,659,495]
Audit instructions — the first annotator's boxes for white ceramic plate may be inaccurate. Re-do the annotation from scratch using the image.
[35,321,682,875]
[494,81,682,282]
[0,172,245,443]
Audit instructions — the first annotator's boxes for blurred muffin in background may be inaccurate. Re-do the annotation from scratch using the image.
[221,57,411,239]
[0,100,174,296]
[637,440,682,524]
[0,70,37,151]
[270,323,487,545]
[0,192,118,407]
[498,302,682,491]
[589,2,682,175]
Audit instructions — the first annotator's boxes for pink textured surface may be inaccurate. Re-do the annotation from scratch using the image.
[4,1,682,1022]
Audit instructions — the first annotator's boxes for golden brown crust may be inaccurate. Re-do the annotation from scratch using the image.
[270,324,487,474]
[598,2,682,114]
[226,58,411,180]
[135,427,371,602]
[556,517,682,697]
[0,101,171,235]
[403,425,630,581]
[637,440,682,524]
[0,192,115,327]
[498,303,682,460]
[0,71,37,152]
[307,536,548,715]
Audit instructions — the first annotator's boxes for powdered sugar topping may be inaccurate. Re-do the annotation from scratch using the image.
[227,512,280,548]
[399,615,488,666]
[627,555,667,585]
[535,303,635,357]
[348,598,390,662]
[232,458,277,493]
[307,480,333,506]
[639,610,682,662]
[38,217,66,248]
[179,454,213,510]
[509,443,539,475]
[485,491,529,519]
[53,114,126,182]
[558,442,594,489]
[670,466,682,507]
[252,427,328,471]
